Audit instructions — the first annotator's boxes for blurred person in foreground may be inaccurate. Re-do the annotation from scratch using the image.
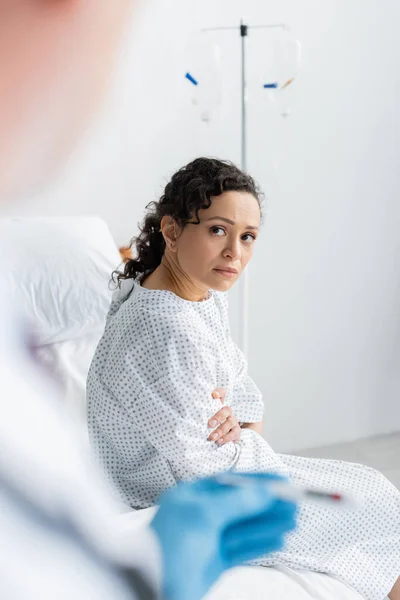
[0,2,297,600]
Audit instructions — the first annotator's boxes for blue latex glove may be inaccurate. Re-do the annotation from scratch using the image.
[151,473,297,600]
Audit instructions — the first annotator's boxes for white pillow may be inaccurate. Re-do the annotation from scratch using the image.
[0,216,121,346]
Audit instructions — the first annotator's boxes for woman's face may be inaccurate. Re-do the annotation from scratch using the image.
[175,190,261,292]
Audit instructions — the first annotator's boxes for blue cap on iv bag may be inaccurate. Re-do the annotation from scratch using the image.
[185,72,198,86]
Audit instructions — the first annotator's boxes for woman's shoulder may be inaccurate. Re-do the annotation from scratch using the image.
[135,287,191,318]
[132,283,229,320]
[137,296,209,377]
[100,285,203,383]
[109,280,230,335]
[120,282,201,334]
[103,284,227,382]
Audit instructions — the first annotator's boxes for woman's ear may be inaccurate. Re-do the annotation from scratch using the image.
[160,216,180,252]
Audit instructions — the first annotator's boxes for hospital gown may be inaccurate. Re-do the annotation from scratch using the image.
[87,279,400,600]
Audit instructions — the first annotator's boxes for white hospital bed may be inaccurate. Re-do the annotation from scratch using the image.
[0,216,365,600]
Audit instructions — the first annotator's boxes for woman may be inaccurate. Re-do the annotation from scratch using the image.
[87,157,400,600]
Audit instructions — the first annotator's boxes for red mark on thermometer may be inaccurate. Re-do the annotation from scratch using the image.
[215,473,360,510]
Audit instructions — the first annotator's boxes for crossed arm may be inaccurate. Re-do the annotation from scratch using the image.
[208,388,264,446]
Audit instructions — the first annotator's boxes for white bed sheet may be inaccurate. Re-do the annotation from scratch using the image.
[119,508,365,600]
[37,333,102,432]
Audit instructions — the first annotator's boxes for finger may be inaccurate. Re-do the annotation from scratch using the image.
[208,406,232,428]
[209,417,236,441]
[223,502,298,565]
[212,388,226,403]
[225,531,287,567]
[217,425,241,446]
[223,499,297,544]
[193,477,279,522]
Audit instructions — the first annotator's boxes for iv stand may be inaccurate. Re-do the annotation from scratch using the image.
[201,20,286,358]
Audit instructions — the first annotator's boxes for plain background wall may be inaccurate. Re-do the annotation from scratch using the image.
[3,0,400,452]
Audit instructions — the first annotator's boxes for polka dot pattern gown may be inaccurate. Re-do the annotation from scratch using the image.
[87,280,400,600]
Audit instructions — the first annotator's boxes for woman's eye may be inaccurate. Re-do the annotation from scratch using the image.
[210,226,226,236]
[242,233,256,243]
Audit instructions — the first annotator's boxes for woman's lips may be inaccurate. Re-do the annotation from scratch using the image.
[213,268,238,279]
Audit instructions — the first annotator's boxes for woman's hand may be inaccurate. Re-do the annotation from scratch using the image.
[208,388,241,446]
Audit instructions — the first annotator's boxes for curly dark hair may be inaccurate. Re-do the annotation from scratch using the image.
[114,157,263,284]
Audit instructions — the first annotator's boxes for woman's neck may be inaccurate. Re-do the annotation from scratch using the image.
[142,256,209,303]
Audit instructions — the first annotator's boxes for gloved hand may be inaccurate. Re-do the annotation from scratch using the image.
[151,472,297,600]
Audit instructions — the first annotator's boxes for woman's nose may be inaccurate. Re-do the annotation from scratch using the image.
[224,239,241,260]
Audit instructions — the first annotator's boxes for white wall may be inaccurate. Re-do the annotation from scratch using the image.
[3,0,400,452]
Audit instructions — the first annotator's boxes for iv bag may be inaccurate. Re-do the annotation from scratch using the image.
[184,32,222,122]
[254,26,301,117]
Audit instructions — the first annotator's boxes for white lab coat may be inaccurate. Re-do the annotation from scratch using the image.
[0,277,161,600]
